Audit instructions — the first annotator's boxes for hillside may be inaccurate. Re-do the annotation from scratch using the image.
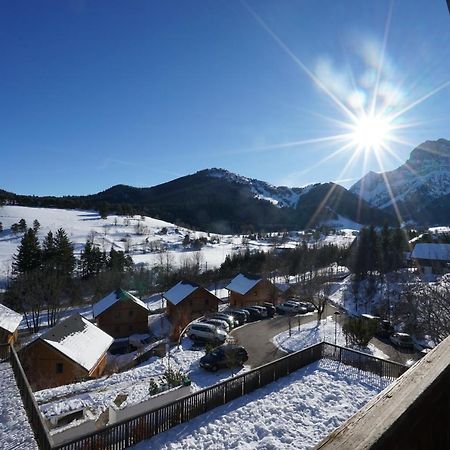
[350,138,450,225]
[0,169,393,234]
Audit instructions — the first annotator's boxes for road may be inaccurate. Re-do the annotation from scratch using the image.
[230,304,419,368]
[230,303,337,368]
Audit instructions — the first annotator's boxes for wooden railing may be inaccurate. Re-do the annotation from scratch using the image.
[0,343,10,361]
[5,341,407,450]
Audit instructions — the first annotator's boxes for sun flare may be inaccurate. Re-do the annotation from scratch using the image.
[350,114,391,152]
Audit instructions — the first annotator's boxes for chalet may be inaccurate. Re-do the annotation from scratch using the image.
[0,303,22,346]
[20,314,113,390]
[93,289,149,338]
[410,243,450,276]
[275,282,297,300]
[164,281,219,339]
[226,273,281,308]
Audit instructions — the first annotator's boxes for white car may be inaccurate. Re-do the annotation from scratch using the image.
[390,332,414,349]
[187,323,227,343]
[201,318,230,332]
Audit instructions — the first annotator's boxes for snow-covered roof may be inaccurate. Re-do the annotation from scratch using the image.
[40,314,113,372]
[93,289,148,318]
[411,243,450,262]
[0,303,23,334]
[226,273,262,295]
[275,282,291,293]
[164,281,201,306]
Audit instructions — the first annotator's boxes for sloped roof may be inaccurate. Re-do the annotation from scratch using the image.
[411,243,450,262]
[163,280,201,306]
[0,303,23,334]
[93,289,148,318]
[226,273,262,295]
[40,314,113,372]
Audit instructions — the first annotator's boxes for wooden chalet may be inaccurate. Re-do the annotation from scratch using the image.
[226,273,281,308]
[20,314,113,390]
[0,303,23,346]
[93,289,149,338]
[164,280,219,340]
[410,243,450,276]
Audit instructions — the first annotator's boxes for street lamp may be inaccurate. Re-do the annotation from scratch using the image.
[334,311,341,345]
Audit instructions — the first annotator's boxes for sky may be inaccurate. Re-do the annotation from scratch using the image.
[1,0,449,196]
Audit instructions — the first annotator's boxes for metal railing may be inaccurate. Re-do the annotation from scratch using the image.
[5,341,407,450]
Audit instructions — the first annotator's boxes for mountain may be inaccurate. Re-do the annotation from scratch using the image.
[0,168,392,234]
[350,138,450,225]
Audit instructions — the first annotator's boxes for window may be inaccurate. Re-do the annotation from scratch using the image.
[56,363,64,374]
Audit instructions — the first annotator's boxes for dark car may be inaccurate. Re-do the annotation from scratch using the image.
[227,310,247,326]
[199,344,249,371]
[210,313,237,329]
[262,302,276,317]
[376,320,394,338]
[240,307,263,321]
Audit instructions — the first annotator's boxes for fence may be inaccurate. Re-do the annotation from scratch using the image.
[6,341,407,450]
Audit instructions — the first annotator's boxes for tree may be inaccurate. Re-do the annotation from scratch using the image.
[12,228,41,276]
[342,317,378,347]
[33,219,41,233]
[53,228,75,279]
[0,222,3,233]
[18,218,27,232]
[41,231,56,272]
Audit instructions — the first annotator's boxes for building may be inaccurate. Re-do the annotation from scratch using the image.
[20,314,113,390]
[164,280,219,339]
[226,273,281,308]
[410,243,450,276]
[0,303,23,346]
[93,289,149,338]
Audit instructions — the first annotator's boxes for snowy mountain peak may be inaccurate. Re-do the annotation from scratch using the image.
[350,139,450,216]
[203,168,308,208]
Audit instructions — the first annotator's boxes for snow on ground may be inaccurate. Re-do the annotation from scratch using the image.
[273,317,390,360]
[35,338,249,424]
[0,205,358,286]
[131,359,391,450]
[0,362,38,450]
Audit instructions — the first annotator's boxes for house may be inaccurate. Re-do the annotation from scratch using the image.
[410,243,450,276]
[275,282,297,300]
[0,303,23,346]
[93,289,149,338]
[20,314,113,390]
[164,280,219,339]
[226,273,281,308]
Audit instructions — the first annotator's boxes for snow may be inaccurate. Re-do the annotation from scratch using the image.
[272,317,390,360]
[0,362,38,449]
[411,243,450,261]
[0,302,23,333]
[226,273,261,295]
[93,288,148,318]
[40,314,113,372]
[130,359,392,450]
[163,280,200,306]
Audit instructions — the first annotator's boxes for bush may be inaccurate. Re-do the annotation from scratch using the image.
[342,317,378,347]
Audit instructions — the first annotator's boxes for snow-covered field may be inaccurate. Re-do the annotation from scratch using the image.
[131,359,391,450]
[0,205,356,286]
[35,338,249,424]
[0,362,38,450]
[272,317,390,360]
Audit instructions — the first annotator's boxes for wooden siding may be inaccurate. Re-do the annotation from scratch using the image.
[19,339,107,391]
[229,279,281,307]
[166,288,219,340]
[96,300,149,338]
[0,327,18,345]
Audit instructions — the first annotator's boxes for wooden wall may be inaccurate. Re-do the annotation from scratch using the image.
[96,301,149,338]
[0,327,18,346]
[229,279,281,307]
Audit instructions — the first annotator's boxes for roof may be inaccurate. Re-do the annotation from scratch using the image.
[39,314,113,372]
[93,288,148,318]
[164,280,201,306]
[226,273,262,295]
[411,243,450,262]
[275,282,292,293]
[0,303,23,334]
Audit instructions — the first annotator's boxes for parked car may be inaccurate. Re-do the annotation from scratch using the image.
[201,318,230,332]
[375,320,394,338]
[187,323,227,343]
[240,307,263,321]
[277,302,306,315]
[227,310,247,326]
[303,302,315,313]
[390,332,414,349]
[285,301,308,314]
[199,344,249,371]
[211,313,237,328]
[248,305,268,318]
[262,302,276,317]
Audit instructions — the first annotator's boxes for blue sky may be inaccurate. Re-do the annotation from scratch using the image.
[1,1,449,196]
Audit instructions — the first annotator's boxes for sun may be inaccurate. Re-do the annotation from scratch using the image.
[350,114,392,152]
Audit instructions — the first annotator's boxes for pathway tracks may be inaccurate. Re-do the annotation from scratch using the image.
[0,362,38,450]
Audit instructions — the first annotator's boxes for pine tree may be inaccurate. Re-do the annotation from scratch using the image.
[12,228,41,275]
[33,219,41,233]
[18,218,27,232]
[0,222,3,233]
[42,231,56,272]
[53,228,75,279]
